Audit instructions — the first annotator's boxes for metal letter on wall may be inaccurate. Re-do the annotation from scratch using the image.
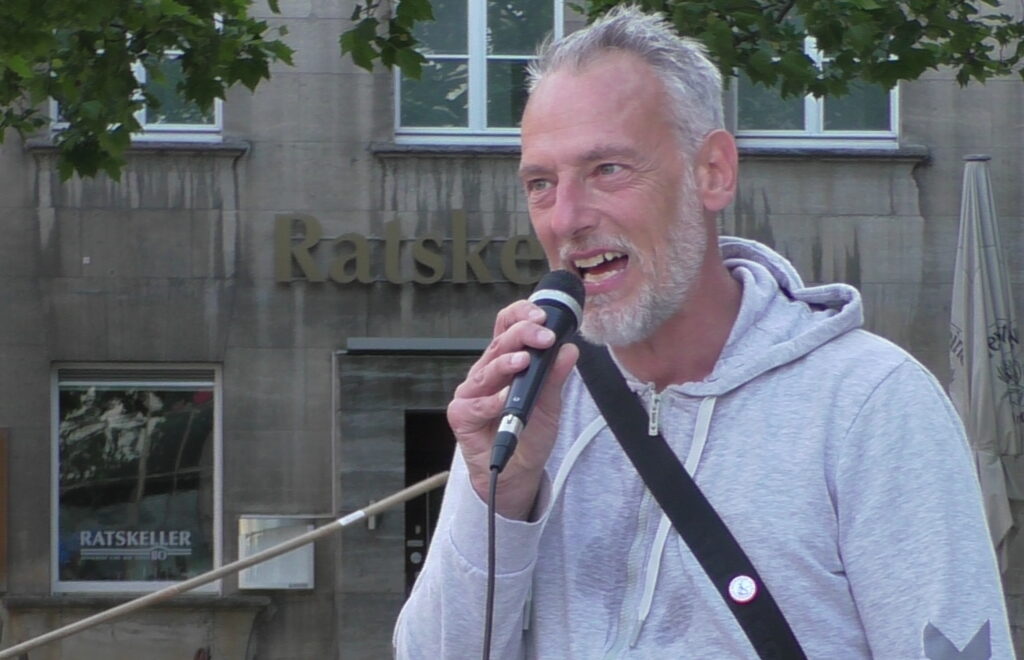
[329,233,373,284]
[451,210,494,284]
[275,214,327,282]
[500,235,545,285]
[274,213,547,286]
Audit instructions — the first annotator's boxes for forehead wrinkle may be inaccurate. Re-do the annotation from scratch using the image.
[578,143,642,164]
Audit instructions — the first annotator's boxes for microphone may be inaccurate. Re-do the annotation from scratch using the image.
[489,270,585,473]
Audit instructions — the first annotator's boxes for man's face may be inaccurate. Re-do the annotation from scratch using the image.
[519,52,709,346]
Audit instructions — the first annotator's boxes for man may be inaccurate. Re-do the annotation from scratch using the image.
[394,7,1012,658]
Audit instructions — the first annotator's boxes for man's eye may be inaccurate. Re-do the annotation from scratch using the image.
[527,179,552,192]
[597,163,623,176]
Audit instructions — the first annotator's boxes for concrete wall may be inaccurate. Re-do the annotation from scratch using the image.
[726,153,931,361]
[0,1,1021,657]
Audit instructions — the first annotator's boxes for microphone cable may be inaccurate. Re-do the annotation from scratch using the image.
[483,465,499,660]
[480,269,584,659]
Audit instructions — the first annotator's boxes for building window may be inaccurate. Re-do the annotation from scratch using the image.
[51,52,222,143]
[395,0,562,144]
[735,38,897,149]
[131,53,222,141]
[52,366,221,593]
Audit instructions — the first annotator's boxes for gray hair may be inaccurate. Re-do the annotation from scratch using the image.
[526,6,723,158]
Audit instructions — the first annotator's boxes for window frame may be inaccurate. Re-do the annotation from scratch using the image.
[129,51,223,142]
[394,0,564,145]
[49,49,223,144]
[50,363,223,595]
[734,37,899,150]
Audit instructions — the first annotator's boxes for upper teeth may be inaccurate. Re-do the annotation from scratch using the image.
[574,251,625,269]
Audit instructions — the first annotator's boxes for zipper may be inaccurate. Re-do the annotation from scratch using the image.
[627,396,719,648]
[648,386,661,436]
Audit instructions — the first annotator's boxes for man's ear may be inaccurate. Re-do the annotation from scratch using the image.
[696,129,739,213]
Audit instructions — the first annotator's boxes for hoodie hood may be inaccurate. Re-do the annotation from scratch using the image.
[621,236,864,398]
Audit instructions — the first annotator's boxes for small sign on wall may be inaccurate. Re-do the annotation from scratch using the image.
[238,516,315,590]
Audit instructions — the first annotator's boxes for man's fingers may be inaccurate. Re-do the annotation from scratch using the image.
[453,350,529,399]
[446,296,569,469]
[446,387,508,438]
[452,341,578,436]
[455,319,556,399]
[483,317,554,365]
[493,299,546,337]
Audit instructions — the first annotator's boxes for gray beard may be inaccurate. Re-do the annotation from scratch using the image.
[579,192,707,347]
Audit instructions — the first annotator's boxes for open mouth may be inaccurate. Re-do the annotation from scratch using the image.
[573,251,629,283]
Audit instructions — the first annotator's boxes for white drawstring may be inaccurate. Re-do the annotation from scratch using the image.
[631,396,718,647]
[547,415,607,509]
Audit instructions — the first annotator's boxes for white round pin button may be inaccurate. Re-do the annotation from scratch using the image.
[728,575,757,603]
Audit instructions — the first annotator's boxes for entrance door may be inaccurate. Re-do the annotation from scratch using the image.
[404,410,455,596]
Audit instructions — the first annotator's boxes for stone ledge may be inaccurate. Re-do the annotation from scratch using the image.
[24,139,250,158]
[370,142,520,158]
[371,141,932,163]
[738,143,930,162]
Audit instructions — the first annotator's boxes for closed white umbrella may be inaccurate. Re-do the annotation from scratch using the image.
[949,154,1023,571]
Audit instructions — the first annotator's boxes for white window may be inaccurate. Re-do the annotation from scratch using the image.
[131,52,222,141]
[52,365,222,594]
[395,0,562,145]
[735,37,898,149]
[51,52,222,143]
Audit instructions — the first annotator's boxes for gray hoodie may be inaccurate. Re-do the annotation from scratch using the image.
[395,237,1013,659]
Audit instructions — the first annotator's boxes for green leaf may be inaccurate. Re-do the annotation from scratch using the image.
[57,157,75,181]
[394,45,425,79]
[266,40,295,66]
[748,48,775,81]
[396,0,434,26]
[79,100,103,120]
[379,39,396,67]
[5,55,33,78]
[340,34,377,71]
[340,17,381,71]
[158,0,189,17]
[846,23,877,52]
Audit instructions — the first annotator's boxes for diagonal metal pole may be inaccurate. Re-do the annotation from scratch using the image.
[0,471,449,659]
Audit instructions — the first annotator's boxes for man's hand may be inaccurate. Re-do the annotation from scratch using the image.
[447,299,579,520]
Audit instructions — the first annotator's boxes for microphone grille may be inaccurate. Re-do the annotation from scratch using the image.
[532,270,585,320]
[538,269,584,302]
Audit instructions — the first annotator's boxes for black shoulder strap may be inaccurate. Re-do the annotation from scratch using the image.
[572,337,806,660]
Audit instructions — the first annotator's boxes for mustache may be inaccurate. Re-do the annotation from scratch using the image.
[558,235,637,265]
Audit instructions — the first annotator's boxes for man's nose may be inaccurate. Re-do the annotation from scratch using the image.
[549,179,597,240]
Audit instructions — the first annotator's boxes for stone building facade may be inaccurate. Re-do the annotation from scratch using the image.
[0,1,1021,657]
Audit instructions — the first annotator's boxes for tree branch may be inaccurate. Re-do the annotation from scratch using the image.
[774,0,797,25]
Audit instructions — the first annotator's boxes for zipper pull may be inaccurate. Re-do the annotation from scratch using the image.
[648,389,661,436]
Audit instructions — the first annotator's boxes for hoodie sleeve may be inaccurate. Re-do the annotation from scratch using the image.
[393,448,545,660]
[834,359,1013,659]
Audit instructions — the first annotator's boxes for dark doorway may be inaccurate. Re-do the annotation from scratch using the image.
[404,410,456,596]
